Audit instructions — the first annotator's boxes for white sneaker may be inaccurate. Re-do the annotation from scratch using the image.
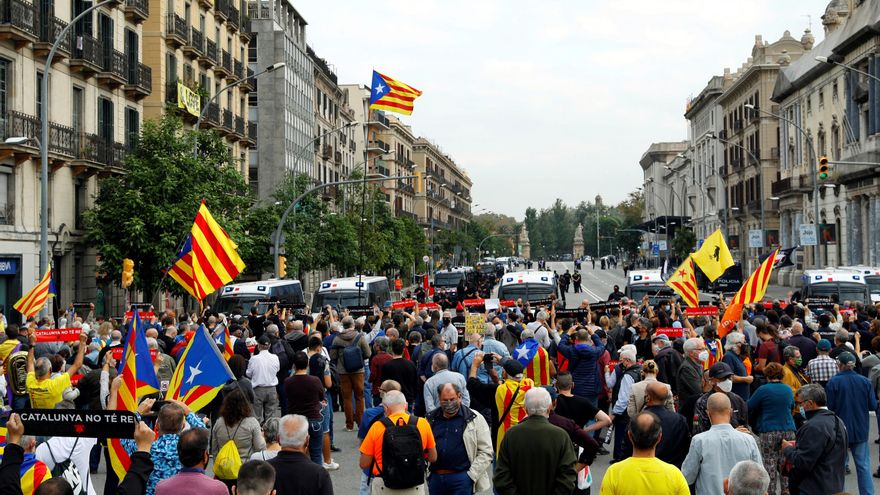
[323,460,340,471]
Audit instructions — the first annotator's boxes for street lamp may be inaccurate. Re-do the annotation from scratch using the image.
[816,55,880,84]
[193,62,286,155]
[744,103,822,268]
[35,0,120,317]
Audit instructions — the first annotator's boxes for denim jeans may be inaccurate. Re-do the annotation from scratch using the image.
[308,418,323,464]
[360,471,371,495]
[848,441,874,495]
[427,471,473,495]
[363,363,373,409]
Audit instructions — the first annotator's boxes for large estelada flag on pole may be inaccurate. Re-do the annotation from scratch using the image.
[665,256,699,308]
[183,202,245,302]
[166,324,234,413]
[369,70,423,115]
[14,267,55,317]
[168,234,198,300]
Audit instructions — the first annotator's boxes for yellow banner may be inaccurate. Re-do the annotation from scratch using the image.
[177,82,201,117]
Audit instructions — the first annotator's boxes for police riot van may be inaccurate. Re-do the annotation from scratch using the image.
[312,276,391,310]
[626,270,675,305]
[215,279,305,314]
[831,266,880,303]
[433,267,477,295]
[497,271,557,303]
[800,269,871,304]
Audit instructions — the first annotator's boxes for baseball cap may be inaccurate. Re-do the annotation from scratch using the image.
[817,339,832,351]
[837,351,856,366]
[708,362,734,379]
[257,335,271,346]
[543,386,558,401]
[652,333,670,343]
[502,358,525,376]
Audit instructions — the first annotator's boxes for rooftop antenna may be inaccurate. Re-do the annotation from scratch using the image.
[802,14,812,32]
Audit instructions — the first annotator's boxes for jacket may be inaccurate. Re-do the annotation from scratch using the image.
[427,406,494,493]
[627,376,674,416]
[493,415,577,495]
[676,357,703,404]
[557,333,605,398]
[825,369,878,444]
[783,409,847,495]
[655,345,682,394]
[268,450,333,495]
[329,330,372,375]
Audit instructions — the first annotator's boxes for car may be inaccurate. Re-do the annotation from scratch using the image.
[625,270,675,305]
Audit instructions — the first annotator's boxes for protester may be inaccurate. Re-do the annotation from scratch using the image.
[781,384,847,495]
[598,411,689,494]
[235,460,276,495]
[642,382,691,468]
[692,363,750,434]
[681,393,762,495]
[805,339,837,387]
[249,418,282,462]
[283,351,325,465]
[493,388,577,494]
[720,331,753,401]
[554,371,612,433]
[605,348,642,462]
[724,460,770,495]
[558,327,606,405]
[423,353,469,413]
[329,317,371,431]
[780,346,809,396]
[25,330,87,409]
[465,353,533,449]
[425,383,493,495]
[247,335,281,422]
[155,429,228,495]
[626,359,673,416]
[653,334,681,393]
[380,338,419,405]
[269,415,333,495]
[677,337,708,405]
[211,387,266,474]
[745,362,795,495]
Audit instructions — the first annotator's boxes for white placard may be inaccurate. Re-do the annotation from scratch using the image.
[799,224,818,246]
[748,229,763,248]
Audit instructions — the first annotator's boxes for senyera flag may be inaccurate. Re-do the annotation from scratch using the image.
[719,249,779,338]
[108,308,160,483]
[13,266,55,318]
[166,324,234,413]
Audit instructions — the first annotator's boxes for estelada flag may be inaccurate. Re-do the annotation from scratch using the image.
[692,229,735,282]
[730,250,779,306]
[513,339,552,387]
[369,70,423,116]
[665,256,699,308]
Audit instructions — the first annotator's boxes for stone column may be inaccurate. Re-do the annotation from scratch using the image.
[872,197,880,266]
[852,196,862,265]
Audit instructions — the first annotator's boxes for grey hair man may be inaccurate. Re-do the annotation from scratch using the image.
[527,311,551,349]
[494,387,577,493]
[423,352,470,412]
[724,460,770,495]
[268,415,332,495]
[26,329,87,409]
[677,337,708,404]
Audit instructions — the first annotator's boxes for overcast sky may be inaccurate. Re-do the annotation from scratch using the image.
[296,0,830,219]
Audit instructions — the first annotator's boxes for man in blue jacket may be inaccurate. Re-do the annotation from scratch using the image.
[557,327,605,406]
[826,352,878,495]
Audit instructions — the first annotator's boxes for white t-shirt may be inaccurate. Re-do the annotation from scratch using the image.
[36,436,98,495]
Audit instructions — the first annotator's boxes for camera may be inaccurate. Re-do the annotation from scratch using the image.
[482,353,494,370]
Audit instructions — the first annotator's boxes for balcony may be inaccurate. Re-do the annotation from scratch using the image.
[75,133,126,173]
[214,0,228,22]
[124,0,148,23]
[221,108,233,134]
[199,38,217,67]
[747,149,760,165]
[367,139,389,152]
[234,59,243,79]
[182,27,203,58]
[244,121,256,146]
[165,13,187,47]
[199,102,219,127]
[198,0,211,8]
[96,49,127,87]
[215,49,231,77]
[222,51,234,80]
[239,14,250,41]
[749,108,760,123]
[397,180,414,194]
[70,33,101,74]
[395,207,417,220]
[34,16,70,63]
[0,0,37,46]
[771,177,791,196]
[334,151,342,163]
[239,66,253,92]
[48,122,75,158]
[733,119,743,132]
[124,62,152,99]
[227,5,238,31]
[321,144,331,160]
[747,199,760,213]
[234,115,244,137]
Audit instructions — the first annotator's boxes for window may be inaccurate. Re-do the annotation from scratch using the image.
[0,59,8,125]
[0,166,13,225]
[72,86,83,151]
[166,51,178,85]
[832,80,839,100]
[124,107,139,151]
[97,97,113,142]
[806,95,811,114]
[36,71,45,118]
[72,0,93,36]
[248,36,256,63]
[74,178,86,229]
[818,89,824,108]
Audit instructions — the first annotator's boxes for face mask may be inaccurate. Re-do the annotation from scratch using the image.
[794,358,803,367]
[443,319,451,325]
[440,400,460,415]
[664,306,670,312]
[718,379,733,393]
[495,323,503,330]
[799,406,806,418]
[697,350,710,363]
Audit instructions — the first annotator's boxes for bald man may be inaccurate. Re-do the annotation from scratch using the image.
[682,393,762,495]
[643,381,691,468]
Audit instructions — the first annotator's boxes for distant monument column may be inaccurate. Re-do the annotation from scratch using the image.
[519,225,531,259]
[573,224,585,259]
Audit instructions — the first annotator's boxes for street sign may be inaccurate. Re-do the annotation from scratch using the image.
[799,224,817,246]
[652,244,660,256]
[658,240,668,252]
[748,230,763,248]
[422,255,430,263]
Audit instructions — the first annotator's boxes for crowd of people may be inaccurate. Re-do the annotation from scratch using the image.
[0,283,879,495]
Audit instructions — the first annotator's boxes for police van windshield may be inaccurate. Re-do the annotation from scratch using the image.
[865,276,880,296]
[628,286,675,305]
[215,296,258,314]
[808,283,869,304]
[312,291,370,309]
[435,272,464,287]
[499,284,555,302]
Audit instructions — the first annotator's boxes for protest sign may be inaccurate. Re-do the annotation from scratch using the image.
[111,347,158,362]
[391,300,416,310]
[19,409,138,438]
[655,327,685,339]
[346,306,374,317]
[34,328,83,343]
[465,314,484,336]
[684,306,719,317]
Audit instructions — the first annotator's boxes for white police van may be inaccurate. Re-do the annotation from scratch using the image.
[800,269,871,304]
[214,279,305,314]
[625,270,675,305]
[497,271,557,302]
[433,267,477,294]
[312,276,391,310]
[835,266,880,303]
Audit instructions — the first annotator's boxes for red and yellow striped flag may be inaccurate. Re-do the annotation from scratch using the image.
[493,378,533,451]
[190,202,245,301]
[14,267,51,317]
[731,249,779,306]
[665,256,699,308]
[369,71,423,115]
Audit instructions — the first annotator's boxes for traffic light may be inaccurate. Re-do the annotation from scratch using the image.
[121,258,134,288]
[818,156,830,181]
[278,256,287,279]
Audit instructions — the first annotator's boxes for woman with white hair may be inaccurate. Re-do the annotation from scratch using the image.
[721,331,754,401]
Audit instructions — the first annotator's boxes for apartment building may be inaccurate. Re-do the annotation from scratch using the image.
[376,115,417,220]
[247,0,312,201]
[639,141,688,263]
[0,0,149,319]
[412,138,472,233]
[309,45,355,186]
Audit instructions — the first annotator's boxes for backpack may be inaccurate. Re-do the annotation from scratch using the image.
[270,339,290,370]
[340,333,365,372]
[46,438,87,495]
[377,415,426,489]
[497,325,520,353]
[214,423,243,480]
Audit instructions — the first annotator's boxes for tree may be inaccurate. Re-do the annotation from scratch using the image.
[671,227,697,260]
[85,115,251,298]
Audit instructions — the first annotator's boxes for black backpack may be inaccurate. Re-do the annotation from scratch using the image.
[377,415,425,489]
[270,339,290,370]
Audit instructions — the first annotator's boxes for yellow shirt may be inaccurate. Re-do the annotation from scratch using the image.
[26,372,71,409]
[599,456,689,495]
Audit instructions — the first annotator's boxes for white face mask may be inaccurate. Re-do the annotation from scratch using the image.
[495,323,503,330]
[717,379,733,393]
[697,350,710,363]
